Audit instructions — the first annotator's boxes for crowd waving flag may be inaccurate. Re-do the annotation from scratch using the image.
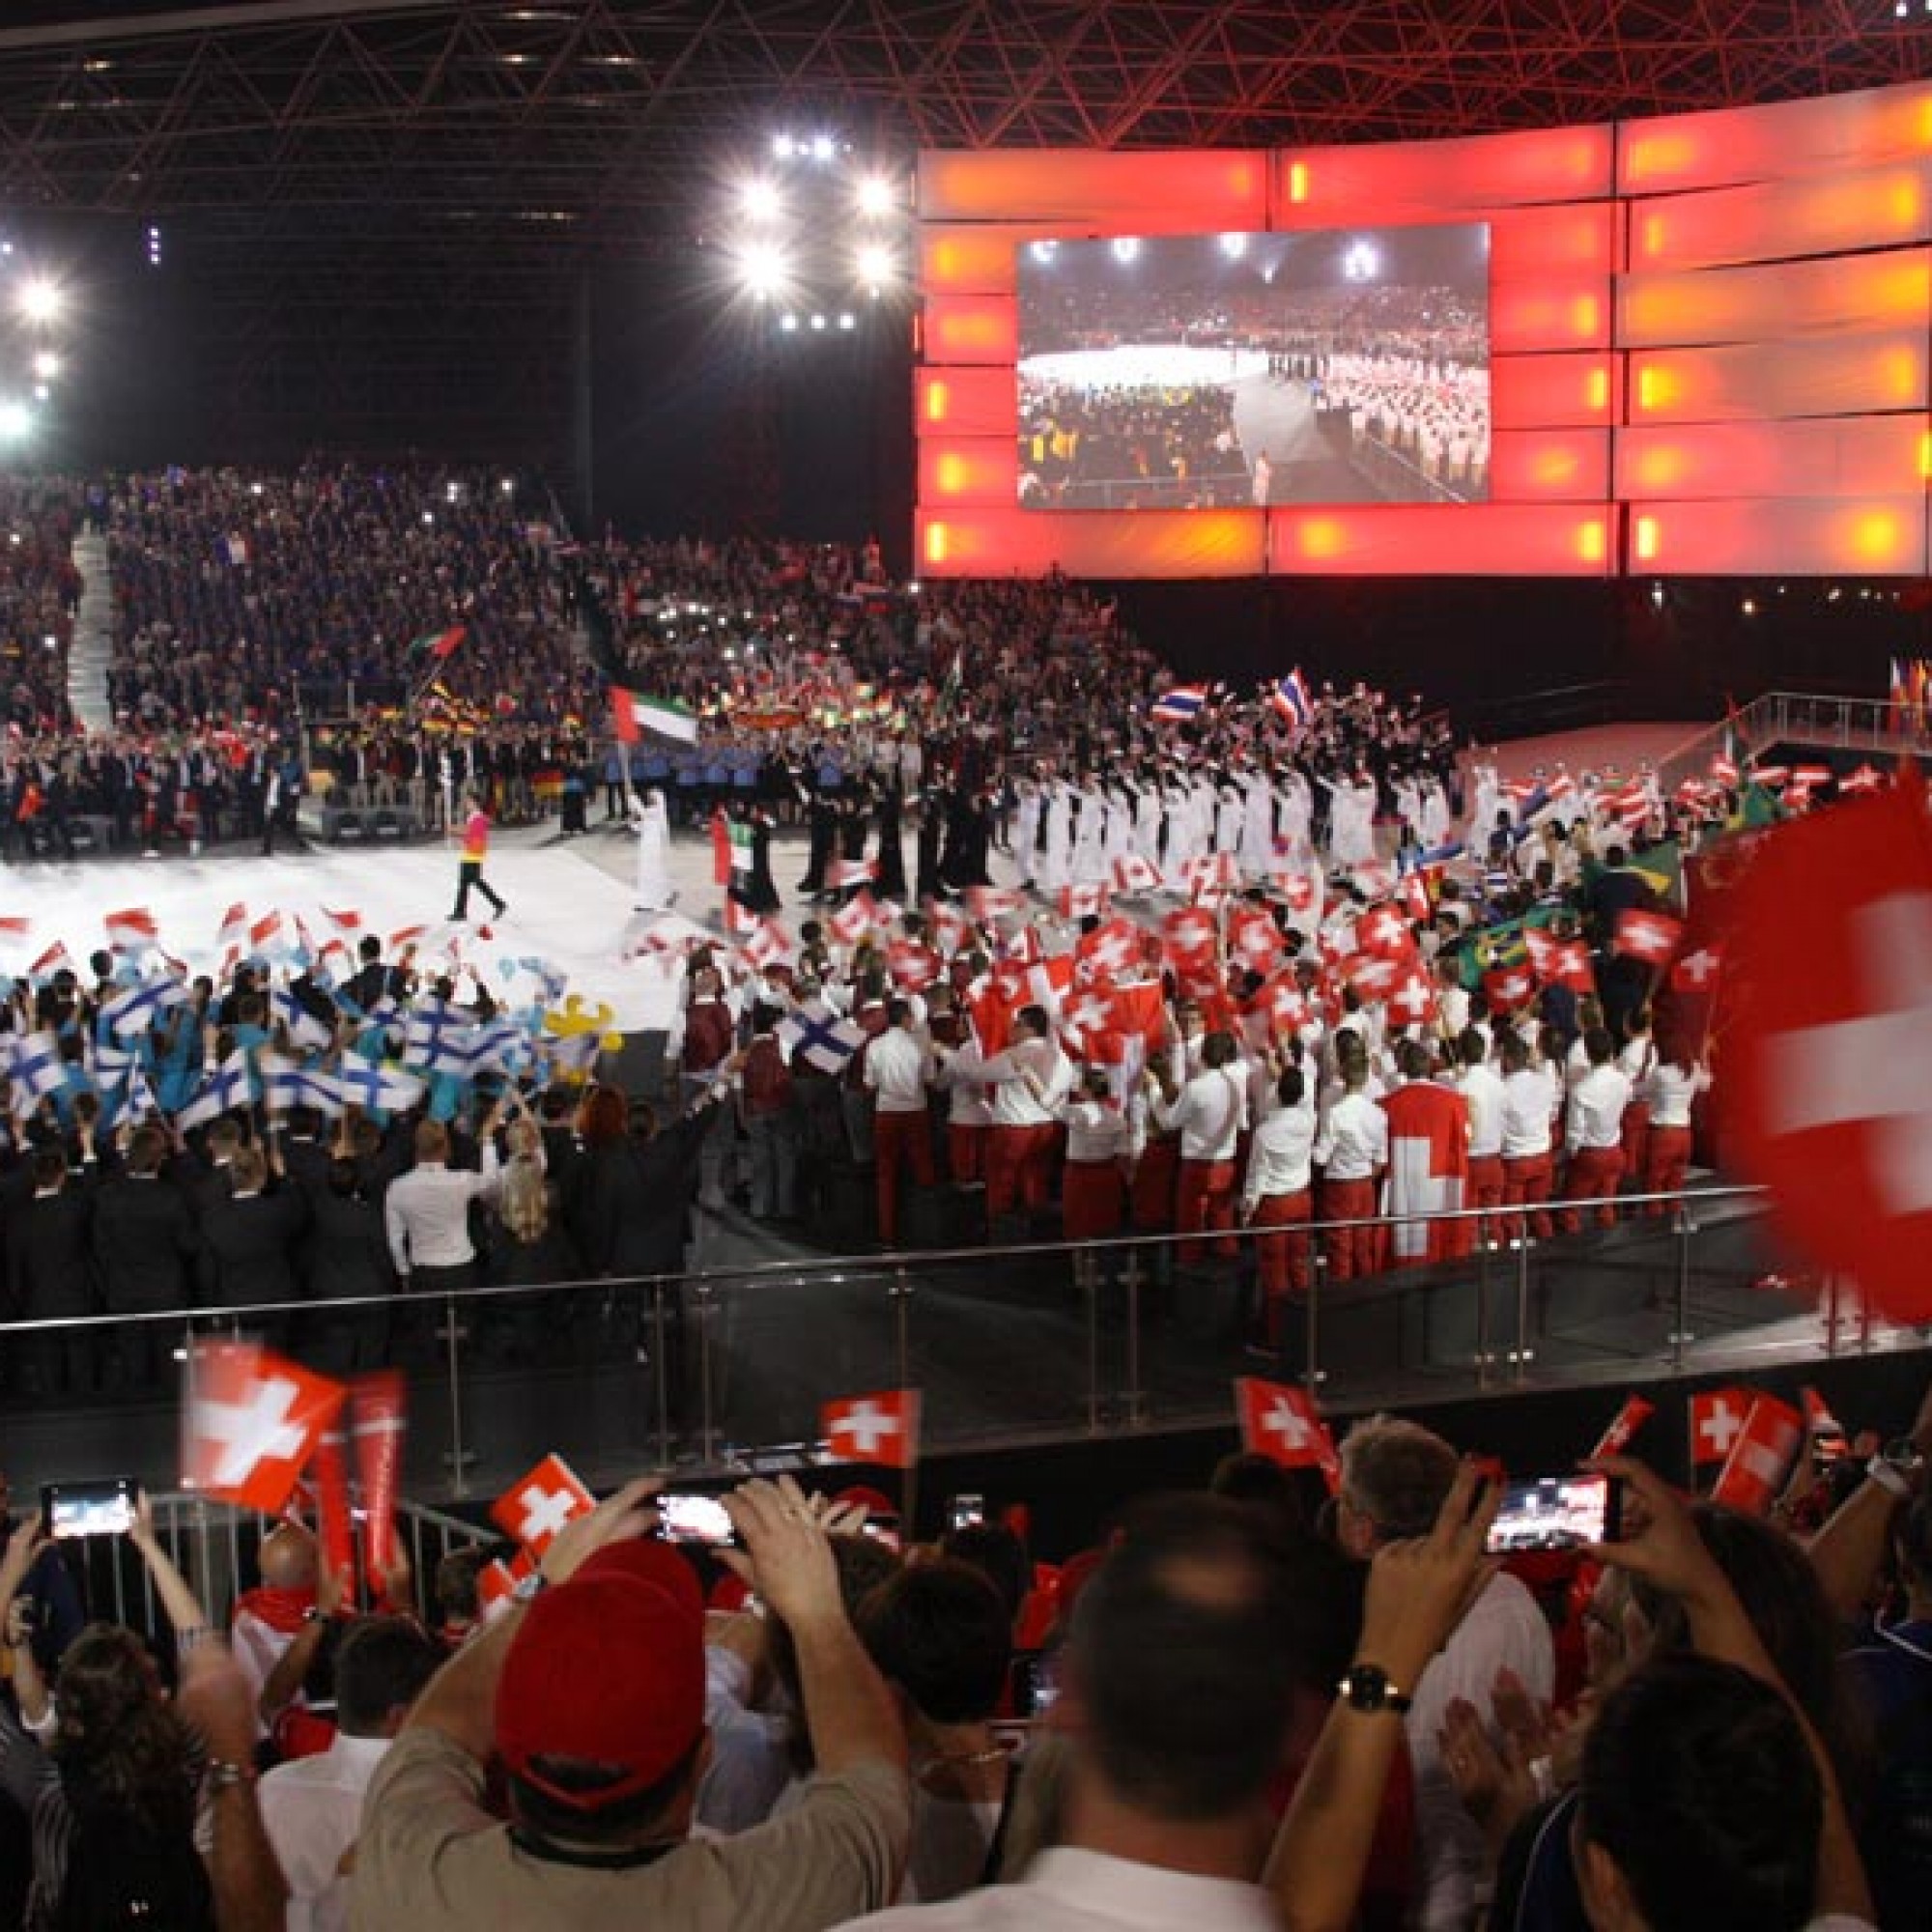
[1236,1377,1342,1492]
[491,1452,596,1556]
[611,686,700,746]
[819,1388,922,1469]
[182,1342,347,1516]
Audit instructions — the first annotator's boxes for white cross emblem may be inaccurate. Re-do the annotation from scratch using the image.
[1261,1398,1311,1451]
[1387,1136,1458,1261]
[1698,1398,1742,1459]
[201,1376,309,1489]
[516,1483,582,1547]
[1676,949,1719,989]
[831,1401,900,1457]
[1763,894,1932,1215]
[1392,979,1433,1024]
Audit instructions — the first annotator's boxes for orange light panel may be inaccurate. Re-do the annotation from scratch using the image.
[1619,250,1932,349]
[922,295,1016,364]
[1615,418,1928,500]
[1265,505,1610,576]
[1627,332,1929,422]
[1627,167,1931,270]
[1270,124,1612,216]
[918,149,1266,223]
[914,509,1264,578]
[1620,497,1930,574]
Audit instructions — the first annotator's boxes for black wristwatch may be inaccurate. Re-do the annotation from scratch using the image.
[1338,1662,1412,1714]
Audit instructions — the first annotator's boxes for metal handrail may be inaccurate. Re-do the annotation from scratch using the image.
[0,1181,1770,1341]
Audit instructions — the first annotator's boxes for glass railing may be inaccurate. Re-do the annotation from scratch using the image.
[0,1180,1871,1501]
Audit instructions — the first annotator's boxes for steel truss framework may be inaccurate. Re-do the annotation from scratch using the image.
[1,0,1928,466]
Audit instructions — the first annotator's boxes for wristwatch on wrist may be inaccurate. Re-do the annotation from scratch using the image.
[1868,1437,1924,1500]
[511,1570,549,1605]
[1337,1662,1412,1714]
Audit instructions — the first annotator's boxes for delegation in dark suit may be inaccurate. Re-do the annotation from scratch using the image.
[298,1170,396,1374]
[198,1184,310,1350]
[7,1177,98,1395]
[92,1169,199,1392]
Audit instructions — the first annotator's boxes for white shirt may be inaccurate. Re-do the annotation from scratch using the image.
[1155,1065,1248,1162]
[1241,1100,1316,1210]
[1644,1060,1711,1128]
[833,1844,1280,1932]
[258,1731,394,1932]
[1456,1063,1507,1159]
[1061,1097,1131,1163]
[1565,1063,1634,1154]
[383,1152,500,1272]
[962,1038,1073,1126]
[1500,1065,1558,1158]
[1313,1089,1387,1181]
[1406,1570,1556,1932]
[865,1027,934,1114]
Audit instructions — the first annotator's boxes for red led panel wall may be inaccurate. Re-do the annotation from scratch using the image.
[915,78,1932,578]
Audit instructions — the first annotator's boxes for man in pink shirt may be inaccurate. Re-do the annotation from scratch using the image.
[450,789,507,922]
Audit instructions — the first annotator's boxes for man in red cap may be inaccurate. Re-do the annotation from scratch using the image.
[351,1474,909,1928]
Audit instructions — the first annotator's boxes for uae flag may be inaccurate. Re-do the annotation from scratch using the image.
[611,686,699,746]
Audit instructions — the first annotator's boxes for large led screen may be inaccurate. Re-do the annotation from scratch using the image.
[1015,222,1492,510]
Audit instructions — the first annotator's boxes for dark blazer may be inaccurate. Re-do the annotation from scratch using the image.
[198,1187,310,1308]
[7,1188,96,1319]
[572,1106,713,1281]
[301,1188,394,1306]
[92,1173,199,1312]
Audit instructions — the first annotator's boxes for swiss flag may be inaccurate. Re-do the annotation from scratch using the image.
[491,1452,596,1555]
[1231,907,1285,973]
[1386,970,1438,1030]
[1346,952,1399,1004]
[1236,1378,1342,1492]
[1613,907,1684,965]
[1670,945,1723,995]
[965,886,1023,922]
[1271,870,1318,914]
[820,1388,921,1469]
[1709,1394,1803,1514]
[1483,963,1537,1011]
[1548,939,1597,996]
[1356,903,1411,959]
[1690,1386,1755,1466]
[1247,969,1309,1037]
[1840,764,1885,797]
[1164,906,1220,965]
[1104,980,1168,1053]
[1060,990,1117,1060]
[1381,1080,1470,1264]
[886,939,939,991]
[182,1342,348,1516]
[1588,1392,1655,1461]
[1076,917,1141,981]
[477,1548,538,1623]
[1722,782,1932,1321]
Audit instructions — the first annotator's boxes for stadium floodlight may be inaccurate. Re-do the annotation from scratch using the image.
[1343,240,1381,282]
[772,133,796,158]
[1110,237,1141,264]
[736,241,789,298]
[779,311,800,332]
[0,400,32,442]
[810,133,837,162]
[31,384,46,403]
[738,176,782,223]
[856,175,896,219]
[17,280,62,326]
[856,242,894,288]
[837,312,856,330]
[1028,239,1059,265]
[31,351,58,381]
[1218,233,1249,259]
[499,476,516,494]
[810,312,828,330]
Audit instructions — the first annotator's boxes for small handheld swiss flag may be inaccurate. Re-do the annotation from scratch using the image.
[491,1453,596,1555]
[182,1342,348,1516]
[1710,1394,1804,1514]
[1612,907,1685,966]
[820,1389,922,1469]
[1236,1378,1342,1492]
[1588,1392,1656,1461]
[1689,1386,1755,1467]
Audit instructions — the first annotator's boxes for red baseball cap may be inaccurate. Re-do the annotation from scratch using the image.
[495,1540,705,1812]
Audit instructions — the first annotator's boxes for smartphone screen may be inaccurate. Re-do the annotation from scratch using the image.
[1484,1474,1615,1555]
[657,1492,736,1548]
[42,1477,139,1541]
[948,1493,985,1532]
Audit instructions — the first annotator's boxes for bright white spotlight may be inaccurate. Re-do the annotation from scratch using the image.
[31,384,46,402]
[737,242,789,298]
[856,175,895,219]
[0,401,32,442]
[31,351,58,380]
[1343,240,1380,282]
[837,312,856,330]
[1218,233,1248,259]
[1110,237,1141,264]
[1028,239,1059,264]
[499,476,515,494]
[810,312,828,330]
[779,311,800,332]
[772,133,796,159]
[810,133,837,162]
[18,281,61,326]
[857,242,893,287]
[738,177,781,223]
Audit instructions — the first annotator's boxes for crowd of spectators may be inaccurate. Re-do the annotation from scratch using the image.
[1017,383,1250,508]
[0,478,84,738]
[0,1369,1921,1929]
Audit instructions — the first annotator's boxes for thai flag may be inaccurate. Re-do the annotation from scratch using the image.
[1270,668,1313,734]
[1151,684,1208,724]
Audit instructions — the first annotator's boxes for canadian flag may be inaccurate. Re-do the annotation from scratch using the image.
[1589,1392,1656,1461]
[1059,882,1111,921]
[965,886,1023,921]
[830,892,879,946]
[743,920,796,972]
[1612,907,1685,965]
[491,1453,596,1555]
[1236,1378,1342,1492]
[827,857,877,891]
[1710,1394,1804,1514]
[1112,853,1162,896]
[182,1342,348,1516]
[1182,852,1242,897]
[820,1388,922,1469]
[104,906,159,952]
[1690,1386,1755,1465]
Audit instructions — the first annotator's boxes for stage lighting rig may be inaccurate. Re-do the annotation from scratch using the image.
[721,134,911,339]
